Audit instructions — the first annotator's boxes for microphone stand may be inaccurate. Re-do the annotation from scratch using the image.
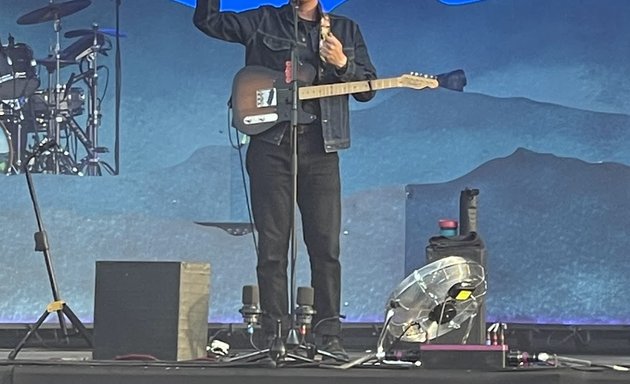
[226,286,311,366]
[285,0,302,351]
[113,0,122,174]
[8,143,93,360]
[284,2,348,364]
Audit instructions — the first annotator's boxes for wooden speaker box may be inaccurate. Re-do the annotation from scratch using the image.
[93,261,211,361]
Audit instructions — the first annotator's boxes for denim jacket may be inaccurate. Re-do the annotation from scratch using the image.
[194,0,377,152]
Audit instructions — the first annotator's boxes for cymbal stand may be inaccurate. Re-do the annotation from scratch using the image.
[79,24,112,176]
[36,14,79,175]
[51,16,62,174]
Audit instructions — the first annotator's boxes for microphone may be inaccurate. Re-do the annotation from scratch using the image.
[239,285,263,329]
[295,286,316,334]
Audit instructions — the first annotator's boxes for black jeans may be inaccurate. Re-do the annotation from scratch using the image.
[246,126,342,337]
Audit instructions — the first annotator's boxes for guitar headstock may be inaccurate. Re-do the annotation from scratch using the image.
[399,72,439,90]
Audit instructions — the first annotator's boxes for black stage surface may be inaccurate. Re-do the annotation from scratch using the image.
[1,324,629,384]
[0,350,629,384]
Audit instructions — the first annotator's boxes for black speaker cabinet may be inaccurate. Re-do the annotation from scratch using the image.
[93,261,211,361]
[426,233,487,345]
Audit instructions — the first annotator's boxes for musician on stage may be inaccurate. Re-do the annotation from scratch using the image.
[193,0,377,359]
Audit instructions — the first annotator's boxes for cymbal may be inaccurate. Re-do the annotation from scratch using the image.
[65,28,127,39]
[17,0,92,25]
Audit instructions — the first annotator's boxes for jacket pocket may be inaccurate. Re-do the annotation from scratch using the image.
[262,35,292,52]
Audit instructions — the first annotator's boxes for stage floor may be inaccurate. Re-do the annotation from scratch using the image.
[1,349,629,384]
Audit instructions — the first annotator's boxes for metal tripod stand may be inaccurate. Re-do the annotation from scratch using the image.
[225,320,314,366]
[8,144,93,360]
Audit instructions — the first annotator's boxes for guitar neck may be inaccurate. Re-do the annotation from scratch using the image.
[298,78,401,100]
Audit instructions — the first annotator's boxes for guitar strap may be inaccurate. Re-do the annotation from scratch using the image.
[319,12,331,63]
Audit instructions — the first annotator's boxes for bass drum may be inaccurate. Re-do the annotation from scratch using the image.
[0,120,13,174]
[0,42,40,100]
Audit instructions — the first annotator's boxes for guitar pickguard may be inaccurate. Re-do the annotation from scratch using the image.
[256,87,277,108]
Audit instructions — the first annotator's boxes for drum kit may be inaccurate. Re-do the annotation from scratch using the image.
[0,0,120,176]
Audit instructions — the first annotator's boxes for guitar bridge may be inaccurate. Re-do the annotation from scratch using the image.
[256,88,277,108]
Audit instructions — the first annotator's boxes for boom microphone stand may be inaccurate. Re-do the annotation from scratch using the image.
[8,141,93,360]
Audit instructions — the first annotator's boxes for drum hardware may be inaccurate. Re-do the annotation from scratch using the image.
[16,0,92,175]
[36,57,77,73]
[0,35,41,100]
[69,24,114,176]
[27,146,79,175]
[0,99,30,173]
[28,87,86,118]
[11,0,118,176]
[65,28,127,39]
[0,120,14,175]
[16,0,92,26]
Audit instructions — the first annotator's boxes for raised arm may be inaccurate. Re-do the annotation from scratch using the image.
[193,0,261,45]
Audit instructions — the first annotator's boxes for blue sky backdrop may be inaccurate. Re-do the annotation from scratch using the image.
[172,0,483,12]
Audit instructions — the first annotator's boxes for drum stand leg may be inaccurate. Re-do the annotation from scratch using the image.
[66,117,113,175]
[11,111,28,174]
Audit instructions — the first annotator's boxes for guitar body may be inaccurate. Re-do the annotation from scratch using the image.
[231,65,317,135]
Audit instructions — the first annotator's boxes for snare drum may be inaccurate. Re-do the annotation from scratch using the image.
[0,120,13,174]
[0,42,40,100]
[26,87,85,118]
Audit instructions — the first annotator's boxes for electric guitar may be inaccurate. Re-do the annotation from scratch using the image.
[230,65,439,135]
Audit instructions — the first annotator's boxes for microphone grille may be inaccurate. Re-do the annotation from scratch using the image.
[242,285,259,306]
[297,286,314,306]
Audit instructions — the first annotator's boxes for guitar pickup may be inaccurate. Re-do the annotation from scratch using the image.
[243,113,279,126]
[256,88,277,108]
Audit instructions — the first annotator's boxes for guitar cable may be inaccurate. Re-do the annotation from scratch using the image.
[227,102,260,259]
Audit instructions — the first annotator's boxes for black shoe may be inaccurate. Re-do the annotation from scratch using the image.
[320,336,349,362]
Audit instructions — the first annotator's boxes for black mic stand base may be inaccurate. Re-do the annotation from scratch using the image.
[8,301,93,360]
[224,347,314,367]
[224,321,314,366]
